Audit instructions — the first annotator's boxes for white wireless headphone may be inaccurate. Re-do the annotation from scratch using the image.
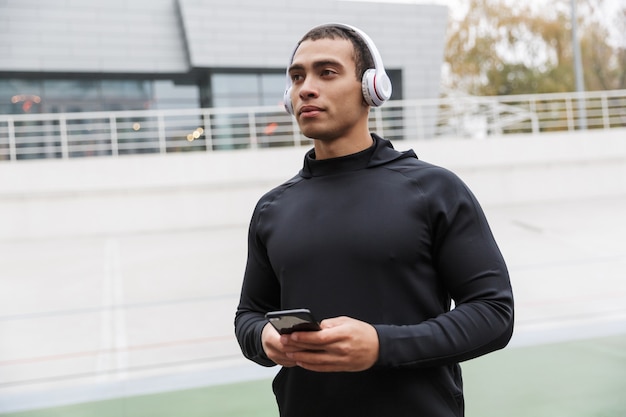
[283,23,392,115]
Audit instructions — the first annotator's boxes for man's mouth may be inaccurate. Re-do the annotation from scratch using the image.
[299,106,323,117]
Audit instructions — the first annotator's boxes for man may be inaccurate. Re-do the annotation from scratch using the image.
[235,23,514,417]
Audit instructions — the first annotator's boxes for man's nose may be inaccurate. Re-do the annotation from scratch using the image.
[298,77,319,99]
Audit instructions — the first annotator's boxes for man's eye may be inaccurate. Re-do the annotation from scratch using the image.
[291,74,303,82]
[321,69,336,76]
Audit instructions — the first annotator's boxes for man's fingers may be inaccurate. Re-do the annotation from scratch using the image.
[286,349,353,372]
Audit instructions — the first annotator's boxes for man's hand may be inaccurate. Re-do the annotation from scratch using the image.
[263,316,379,372]
[261,322,299,367]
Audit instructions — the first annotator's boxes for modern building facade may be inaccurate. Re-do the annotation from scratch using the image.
[0,0,448,115]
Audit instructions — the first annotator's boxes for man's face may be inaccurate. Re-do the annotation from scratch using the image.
[288,38,368,142]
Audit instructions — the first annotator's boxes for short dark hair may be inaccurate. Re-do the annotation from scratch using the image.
[298,25,375,81]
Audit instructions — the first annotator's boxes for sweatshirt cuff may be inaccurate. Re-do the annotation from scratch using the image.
[372,324,392,368]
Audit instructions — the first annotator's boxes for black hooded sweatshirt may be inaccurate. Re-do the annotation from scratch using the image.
[235,135,514,417]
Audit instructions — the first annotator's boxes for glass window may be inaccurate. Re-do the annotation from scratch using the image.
[0,79,43,98]
[387,69,403,100]
[212,74,261,107]
[153,80,199,100]
[0,71,295,115]
[210,72,285,108]
[101,80,151,99]
[213,96,261,108]
[0,80,43,114]
[212,74,258,95]
[43,80,100,99]
[44,101,103,113]
[152,80,200,109]
[42,80,102,113]
[260,73,285,106]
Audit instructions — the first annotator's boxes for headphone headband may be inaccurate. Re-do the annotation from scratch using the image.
[283,23,392,115]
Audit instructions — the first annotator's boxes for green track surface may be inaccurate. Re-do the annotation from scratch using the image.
[3,334,625,417]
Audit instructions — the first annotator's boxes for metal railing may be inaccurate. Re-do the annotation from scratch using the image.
[1,89,625,162]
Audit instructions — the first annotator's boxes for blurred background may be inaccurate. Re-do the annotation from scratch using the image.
[0,0,625,416]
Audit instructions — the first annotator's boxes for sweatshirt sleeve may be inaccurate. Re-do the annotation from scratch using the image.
[374,168,514,368]
[234,198,281,368]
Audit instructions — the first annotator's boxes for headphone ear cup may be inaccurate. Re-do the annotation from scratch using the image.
[362,69,392,107]
[361,69,376,107]
[375,72,392,104]
[284,87,294,115]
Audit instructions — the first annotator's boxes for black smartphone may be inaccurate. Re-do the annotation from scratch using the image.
[265,308,321,334]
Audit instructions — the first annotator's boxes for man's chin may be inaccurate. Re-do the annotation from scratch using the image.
[305,134,335,142]
[299,128,336,142]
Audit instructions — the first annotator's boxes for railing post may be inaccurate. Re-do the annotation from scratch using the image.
[7,118,17,161]
[565,98,574,131]
[292,118,300,146]
[415,104,424,140]
[374,107,384,137]
[529,99,539,134]
[204,111,213,152]
[109,115,119,157]
[157,113,167,154]
[490,99,500,136]
[59,115,69,159]
[6,119,17,161]
[601,94,610,129]
[576,92,588,130]
[248,111,258,149]
[455,100,462,138]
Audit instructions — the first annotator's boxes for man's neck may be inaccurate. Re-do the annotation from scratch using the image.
[313,132,374,160]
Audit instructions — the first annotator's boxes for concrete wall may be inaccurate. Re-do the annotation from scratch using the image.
[1,129,624,241]
[415,130,626,206]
